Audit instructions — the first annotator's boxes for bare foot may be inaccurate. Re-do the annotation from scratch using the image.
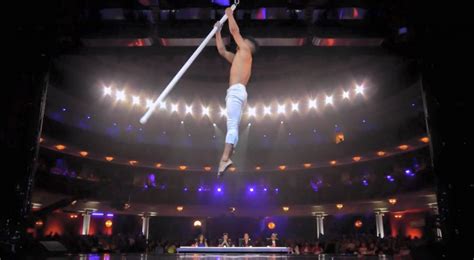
[217,159,233,178]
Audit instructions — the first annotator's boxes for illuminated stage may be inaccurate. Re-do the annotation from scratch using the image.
[177,246,289,254]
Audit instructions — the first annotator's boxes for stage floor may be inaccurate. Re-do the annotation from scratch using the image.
[39,253,400,260]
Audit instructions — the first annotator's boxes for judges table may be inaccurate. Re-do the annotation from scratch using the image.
[177,246,289,254]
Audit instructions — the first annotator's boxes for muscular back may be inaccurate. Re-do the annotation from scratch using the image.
[229,49,252,86]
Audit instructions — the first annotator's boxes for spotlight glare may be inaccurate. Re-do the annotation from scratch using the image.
[308,99,317,109]
[325,95,334,105]
[342,91,350,99]
[171,103,179,112]
[263,106,272,116]
[115,90,126,101]
[201,106,210,117]
[185,105,193,115]
[248,122,252,127]
[159,101,167,110]
[249,187,254,192]
[247,107,256,117]
[213,123,217,127]
[129,96,140,106]
[146,99,154,108]
[291,102,299,112]
[277,104,286,114]
[355,84,365,95]
[103,86,112,96]
[220,107,227,117]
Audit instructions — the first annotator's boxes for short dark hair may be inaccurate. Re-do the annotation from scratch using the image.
[245,36,259,53]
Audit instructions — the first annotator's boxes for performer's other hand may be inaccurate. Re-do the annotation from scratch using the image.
[214,21,222,31]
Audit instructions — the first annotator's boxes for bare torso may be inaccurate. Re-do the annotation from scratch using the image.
[229,49,252,86]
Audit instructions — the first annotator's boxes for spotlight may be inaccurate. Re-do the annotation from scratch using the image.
[342,91,350,99]
[263,106,272,116]
[282,206,290,212]
[280,121,284,124]
[201,106,210,117]
[55,144,66,150]
[155,163,162,168]
[263,188,268,191]
[248,122,252,127]
[181,121,184,124]
[105,156,114,162]
[171,103,179,112]
[362,179,369,186]
[247,107,256,117]
[388,198,397,205]
[325,95,333,105]
[193,220,202,227]
[355,84,365,95]
[255,166,261,171]
[217,187,222,192]
[79,151,88,157]
[308,99,317,109]
[62,108,67,112]
[159,101,167,110]
[279,165,287,171]
[115,90,126,101]
[177,206,184,211]
[213,123,217,127]
[103,86,112,96]
[277,104,286,114]
[146,99,154,108]
[249,187,254,192]
[399,144,409,150]
[303,163,312,168]
[405,169,415,177]
[185,105,193,115]
[220,107,227,117]
[132,96,141,106]
[291,102,299,112]
[336,204,343,209]
[386,175,395,182]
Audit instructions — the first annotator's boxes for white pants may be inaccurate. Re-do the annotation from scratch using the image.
[225,83,247,147]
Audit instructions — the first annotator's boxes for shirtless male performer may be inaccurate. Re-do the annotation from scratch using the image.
[215,7,258,177]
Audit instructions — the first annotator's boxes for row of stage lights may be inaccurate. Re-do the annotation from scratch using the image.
[102,84,365,119]
[45,136,429,172]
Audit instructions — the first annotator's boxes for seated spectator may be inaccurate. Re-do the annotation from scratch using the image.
[267,233,282,247]
[218,233,233,247]
[194,234,208,247]
[239,233,253,247]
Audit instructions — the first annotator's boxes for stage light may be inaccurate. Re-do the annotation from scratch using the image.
[220,107,227,117]
[181,121,184,125]
[330,160,337,165]
[146,99,153,108]
[386,175,395,182]
[398,144,409,150]
[105,156,114,162]
[179,165,187,171]
[247,107,256,117]
[217,187,222,192]
[177,206,184,211]
[185,105,193,115]
[291,102,299,112]
[193,220,202,227]
[35,220,44,226]
[355,84,365,95]
[308,98,317,109]
[267,222,276,230]
[129,160,138,166]
[394,214,403,219]
[280,121,284,124]
[201,106,210,117]
[213,123,217,127]
[105,220,113,228]
[132,96,140,106]
[40,137,44,143]
[255,166,261,171]
[79,151,88,157]
[303,163,312,168]
[263,106,272,116]
[115,90,126,101]
[342,91,350,99]
[263,188,268,191]
[103,86,112,96]
[229,167,236,172]
[62,107,67,112]
[204,166,212,171]
[155,163,162,168]
[420,137,429,143]
[377,151,386,157]
[183,187,188,191]
[336,204,344,209]
[352,156,361,162]
[55,144,66,150]
[159,101,167,110]
[171,103,179,112]
[362,179,369,186]
[354,220,363,228]
[325,95,334,105]
[277,104,286,114]
[405,169,415,177]
[279,165,287,171]
[249,187,255,192]
[282,206,289,212]
[248,122,252,127]
[388,198,397,205]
